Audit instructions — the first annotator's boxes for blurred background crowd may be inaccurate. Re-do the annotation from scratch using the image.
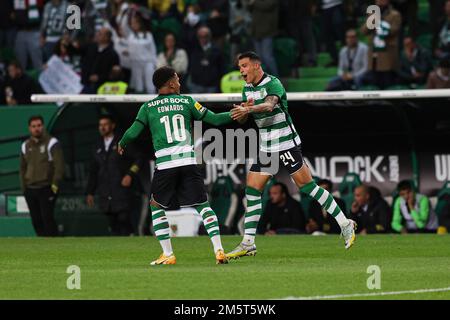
[1,0,450,106]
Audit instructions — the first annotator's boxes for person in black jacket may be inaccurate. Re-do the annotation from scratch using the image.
[258,182,306,235]
[188,26,224,93]
[81,27,120,93]
[86,115,143,236]
[4,61,42,105]
[350,184,391,234]
[306,179,346,234]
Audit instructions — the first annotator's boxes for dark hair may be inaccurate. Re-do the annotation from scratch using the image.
[318,178,333,190]
[153,66,176,89]
[8,60,23,71]
[439,58,450,69]
[99,114,115,123]
[397,180,413,192]
[272,182,289,196]
[238,51,262,63]
[28,115,44,125]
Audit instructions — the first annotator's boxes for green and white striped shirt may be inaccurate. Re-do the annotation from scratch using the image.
[135,94,207,170]
[242,74,301,153]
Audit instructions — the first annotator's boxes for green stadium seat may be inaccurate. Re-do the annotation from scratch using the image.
[26,69,40,82]
[286,78,329,92]
[338,173,362,215]
[300,67,337,78]
[317,53,332,67]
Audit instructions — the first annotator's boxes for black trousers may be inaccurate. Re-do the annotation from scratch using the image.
[24,187,58,237]
[105,210,133,236]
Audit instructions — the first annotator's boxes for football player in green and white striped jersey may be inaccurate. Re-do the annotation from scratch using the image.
[226,52,357,259]
[119,66,233,265]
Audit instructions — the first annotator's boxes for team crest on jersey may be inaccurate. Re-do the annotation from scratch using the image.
[194,102,205,112]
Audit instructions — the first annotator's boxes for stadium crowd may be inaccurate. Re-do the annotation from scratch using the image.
[1,0,450,105]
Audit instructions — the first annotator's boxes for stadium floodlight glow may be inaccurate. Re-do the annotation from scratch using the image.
[31,89,450,104]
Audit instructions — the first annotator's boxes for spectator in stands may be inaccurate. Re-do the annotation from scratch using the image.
[306,179,345,234]
[326,29,368,91]
[4,61,41,105]
[20,115,64,237]
[391,180,438,233]
[426,58,450,88]
[201,0,229,51]
[86,115,143,236]
[13,0,44,70]
[248,0,279,76]
[0,0,15,50]
[350,185,391,234]
[392,0,418,41]
[361,0,402,89]
[435,0,450,59]
[125,13,157,93]
[40,0,70,63]
[398,36,433,88]
[320,0,345,67]
[258,183,306,235]
[156,32,188,83]
[181,3,204,53]
[188,26,224,93]
[429,0,447,54]
[284,0,317,73]
[97,65,129,94]
[229,0,252,64]
[81,27,120,93]
[112,0,132,39]
[48,36,82,74]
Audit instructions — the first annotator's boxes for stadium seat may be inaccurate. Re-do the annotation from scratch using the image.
[286,78,329,92]
[338,173,362,215]
[300,67,337,79]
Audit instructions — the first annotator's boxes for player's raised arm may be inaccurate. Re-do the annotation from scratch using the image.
[189,97,234,126]
[118,104,148,154]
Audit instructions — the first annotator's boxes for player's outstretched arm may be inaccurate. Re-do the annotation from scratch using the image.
[118,121,145,153]
[202,110,234,126]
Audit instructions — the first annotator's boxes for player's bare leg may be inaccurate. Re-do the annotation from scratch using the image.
[149,199,176,265]
[292,164,357,249]
[226,172,271,259]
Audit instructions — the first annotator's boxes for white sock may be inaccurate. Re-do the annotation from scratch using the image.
[335,212,350,228]
[160,239,173,256]
[211,235,223,253]
[243,234,255,245]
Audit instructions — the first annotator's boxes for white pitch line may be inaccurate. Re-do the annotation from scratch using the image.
[282,286,450,300]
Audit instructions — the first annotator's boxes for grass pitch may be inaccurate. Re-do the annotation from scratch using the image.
[1,234,449,300]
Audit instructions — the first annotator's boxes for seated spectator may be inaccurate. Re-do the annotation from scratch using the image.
[391,180,438,233]
[248,0,279,76]
[81,27,120,93]
[350,184,391,234]
[156,32,188,82]
[97,65,129,95]
[306,179,345,234]
[434,0,450,59]
[426,58,450,88]
[40,0,70,62]
[258,183,306,235]
[326,29,368,91]
[397,36,433,88]
[4,61,42,105]
[360,0,402,89]
[125,13,157,93]
[182,3,204,54]
[188,26,224,93]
